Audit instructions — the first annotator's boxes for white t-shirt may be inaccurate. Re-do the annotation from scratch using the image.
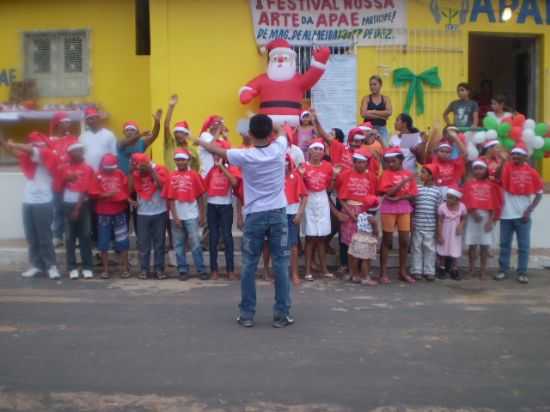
[501,191,535,220]
[137,191,167,216]
[287,144,305,168]
[227,135,288,216]
[173,200,199,220]
[389,133,421,173]
[208,195,233,205]
[23,148,53,205]
[286,203,299,215]
[80,128,118,172]
[199,132,215,177]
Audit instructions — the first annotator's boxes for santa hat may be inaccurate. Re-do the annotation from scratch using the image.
[348,127,366,141]
[511,142,528,156]
[308,138,325,150]
[101,153,118,170]
[131,152,150,165]
[352,147,372,161]
[67,142,85,152]
[437,140,452,150]
[49,112,71,135]
[358,122,373,133]
[25,131,47,146]
[422,163,439,179]
[483,139,499,150]
[123,121,139,132]
[266,38,296,57]
[472,159,488,169]
[214,139,231,150]
[363,195,380,213]
[173,120,190,135]
[300,110,311,120]
[446,185,463,199]
[174,148,191,160]
[84,107,100,119]
[200,115,222,134]
[383,147,403,158]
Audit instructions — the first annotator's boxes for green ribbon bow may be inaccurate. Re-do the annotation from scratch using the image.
[392,67,442,115]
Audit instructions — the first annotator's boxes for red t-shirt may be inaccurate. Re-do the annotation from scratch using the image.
[163,169,206,202]
[302,161,333,192]
[204,165,241,197]
[377,169,418,197]
[463,178,503,218]
[132,165,169,200]
[60,162,95,193]
[50,135,79,192]
[330,140,353,170]
[336,169,377,202]
[433,157,465,186]
[480,155,502,183]
[501,161,544,196]
[285,171,308,205]
[91,170,129,215]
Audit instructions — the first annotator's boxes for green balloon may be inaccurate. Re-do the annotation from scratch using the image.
[502,138,515,150]
[483,116,499,130]
[543,138,550,152]
[532,149,544,160]
[497,122,511,138]
[535,122,549,137]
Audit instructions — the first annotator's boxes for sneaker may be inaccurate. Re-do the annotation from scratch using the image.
[69,269,80,280]
[449,269,462,281]
[517,274,529,284]
[494,272,507,281]
[155,271,168,280]
[100,272,110,280]
[199,272,209,281]
[138,272,148,280]
[179,272,190,281]
[412,274,423,281]
[53,238,64,248]
[436,266,448,280]
[47,266,61,280]
[273,315,294,328]
[237,316,254,328]
[82,270,94,279]
[21,267,40,278]
[424,274,436,282]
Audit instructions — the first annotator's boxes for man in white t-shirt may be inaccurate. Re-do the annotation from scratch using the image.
[80,107,117,172]
[194,114,293,329]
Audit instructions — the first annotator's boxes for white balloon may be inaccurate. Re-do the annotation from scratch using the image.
[533,136,544,149]
[473,131,486,145]
[467,144,479,161]
[485,130,498,141]
[524,119,536,130]
[522,129,535,144]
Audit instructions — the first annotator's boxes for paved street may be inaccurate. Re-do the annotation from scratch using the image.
[1,270,550,412]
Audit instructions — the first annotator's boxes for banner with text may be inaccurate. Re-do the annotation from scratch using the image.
[250,0,407,46]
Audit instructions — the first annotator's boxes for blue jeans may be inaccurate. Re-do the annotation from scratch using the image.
[137,212,167,273]
[240,208,291,320]
[207,203,234,272]
[64,202,93,271]
[23,203,56,271]
[172,218,206,274]
[499,218,531,275]
[52,192,65,240]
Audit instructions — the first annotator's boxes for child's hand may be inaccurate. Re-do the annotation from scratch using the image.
[153,109,163,122]
[237,215,244,231]
[484,220,493,233]
[456,226,464,236]
[128,199,138,209]
[70,206,80,221]
[199,215,206,227]
[472,211,482,223]
[337,211,349,223]
[293,212,303,225]
[169,94,178,106]
[437,233,444,245]
[174,218,182,229]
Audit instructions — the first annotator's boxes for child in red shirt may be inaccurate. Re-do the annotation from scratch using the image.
[163,148,208,281]
[91,154,130,279]
[432,128,466,189]
[60,143,96,280]
[205,142,241,280]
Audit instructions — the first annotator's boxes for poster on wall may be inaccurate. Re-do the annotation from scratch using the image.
[249,0,407,46]
[311,54,357,137]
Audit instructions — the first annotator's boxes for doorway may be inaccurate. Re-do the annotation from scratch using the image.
[469,33,540,119]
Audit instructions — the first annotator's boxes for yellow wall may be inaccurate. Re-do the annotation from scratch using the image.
[0,0,151,139]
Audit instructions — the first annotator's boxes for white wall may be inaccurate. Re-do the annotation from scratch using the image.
[0,171,24,240]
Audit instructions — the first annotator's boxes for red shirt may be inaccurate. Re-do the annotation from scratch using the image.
[132,165,169,200]
[377,169,418,197]
[285,171,307,205]
[204,165,241,197]
[433,157,465,186]
[480,155,502,183]
[336,169,377,202]
[463,178,503,218]
[60,162,95,193]
[330,140,353,170]
[163,169,206,202]
[91,169,129,215]
[302,161,333,192]
[50,135,79,192]
[501,161,544,196]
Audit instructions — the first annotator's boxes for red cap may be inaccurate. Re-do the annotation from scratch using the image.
[173,120,190,134]
[131,152,150,165]
[200,115,222,134]
[174,148,191,160]
[383,147,403,158]
[422,163,439,179]
[123,121,139,131]
[358,122,373,132]
[50,111,71,135]
[27,131,48,146]
[348,127,366,141]
[511,141,528,156]
[84,107,100,119]
[446,185,463,199]
[267,38,292,55]
[352,147,372,161]
[308,138,325,150]
[101,153,118,170]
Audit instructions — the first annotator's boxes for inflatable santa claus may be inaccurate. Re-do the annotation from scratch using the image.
[239,38,330,126]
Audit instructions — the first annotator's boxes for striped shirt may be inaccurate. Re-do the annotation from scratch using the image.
[413,185,442,232]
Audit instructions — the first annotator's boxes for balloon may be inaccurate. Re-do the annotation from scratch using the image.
[497,122,511,138]
[512,113,526,127]
[501,117,513,126]
[532,136,544,149]
[467,144,479,161]
[543,138,550,152]
[501,138,515,150]
[534,122,549,137]
[510,126,523,141]
[522,129,535,145]
[524,119,536,130]
[485,129,498,141]
[473,131,486,145]
[483,116,499,130]
[532,149,545,160]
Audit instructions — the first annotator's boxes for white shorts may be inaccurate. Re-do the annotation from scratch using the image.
[303,190,331,237]
[464,210,495,246]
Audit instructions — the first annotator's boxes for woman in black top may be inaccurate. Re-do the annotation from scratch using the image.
[360,75,393,146]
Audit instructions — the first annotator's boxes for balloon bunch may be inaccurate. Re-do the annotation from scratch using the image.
[468,114,550,160]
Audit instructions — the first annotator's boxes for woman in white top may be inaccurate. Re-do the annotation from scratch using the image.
[389,113,422,173]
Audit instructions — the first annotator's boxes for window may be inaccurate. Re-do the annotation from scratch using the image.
[23,30,90,97]
[135,0,151,55]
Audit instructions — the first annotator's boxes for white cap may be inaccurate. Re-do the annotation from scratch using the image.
[446,188,463,199]
[511,147,528,156]
[352,153,367,161]
[309,142,324,150]
[174,153,190,160]
[67,143,84,152]
[472,160,488,169]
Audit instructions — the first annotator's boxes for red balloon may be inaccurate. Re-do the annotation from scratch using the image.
[501,117,513,127]
[512,113,526,127]
[510,126,523,141]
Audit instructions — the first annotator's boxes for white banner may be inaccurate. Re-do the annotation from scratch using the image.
[249,0,407,46]
[311,54,357,137]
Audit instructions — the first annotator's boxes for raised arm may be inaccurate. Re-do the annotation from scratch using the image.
[447,127,466,157]
[164,94,178,141]
[143,109,163,148]
[193,137,228,159]
[311,108,333,143]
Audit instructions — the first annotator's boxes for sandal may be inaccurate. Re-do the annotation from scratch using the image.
[378,275,391,285]
[155,272,168,280]
[323,273,335,279]
[138,272,148,280]
[360,277,378,286]
[120,271,131,279]
[304,274,314,281]
[399,274,416,284]
[351,277,361,284]
[100,272,110,280]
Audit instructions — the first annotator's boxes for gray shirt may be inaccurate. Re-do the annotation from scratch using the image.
[448,99,479,127]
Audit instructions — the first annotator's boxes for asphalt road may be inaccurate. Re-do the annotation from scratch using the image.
[1,270,550,412]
